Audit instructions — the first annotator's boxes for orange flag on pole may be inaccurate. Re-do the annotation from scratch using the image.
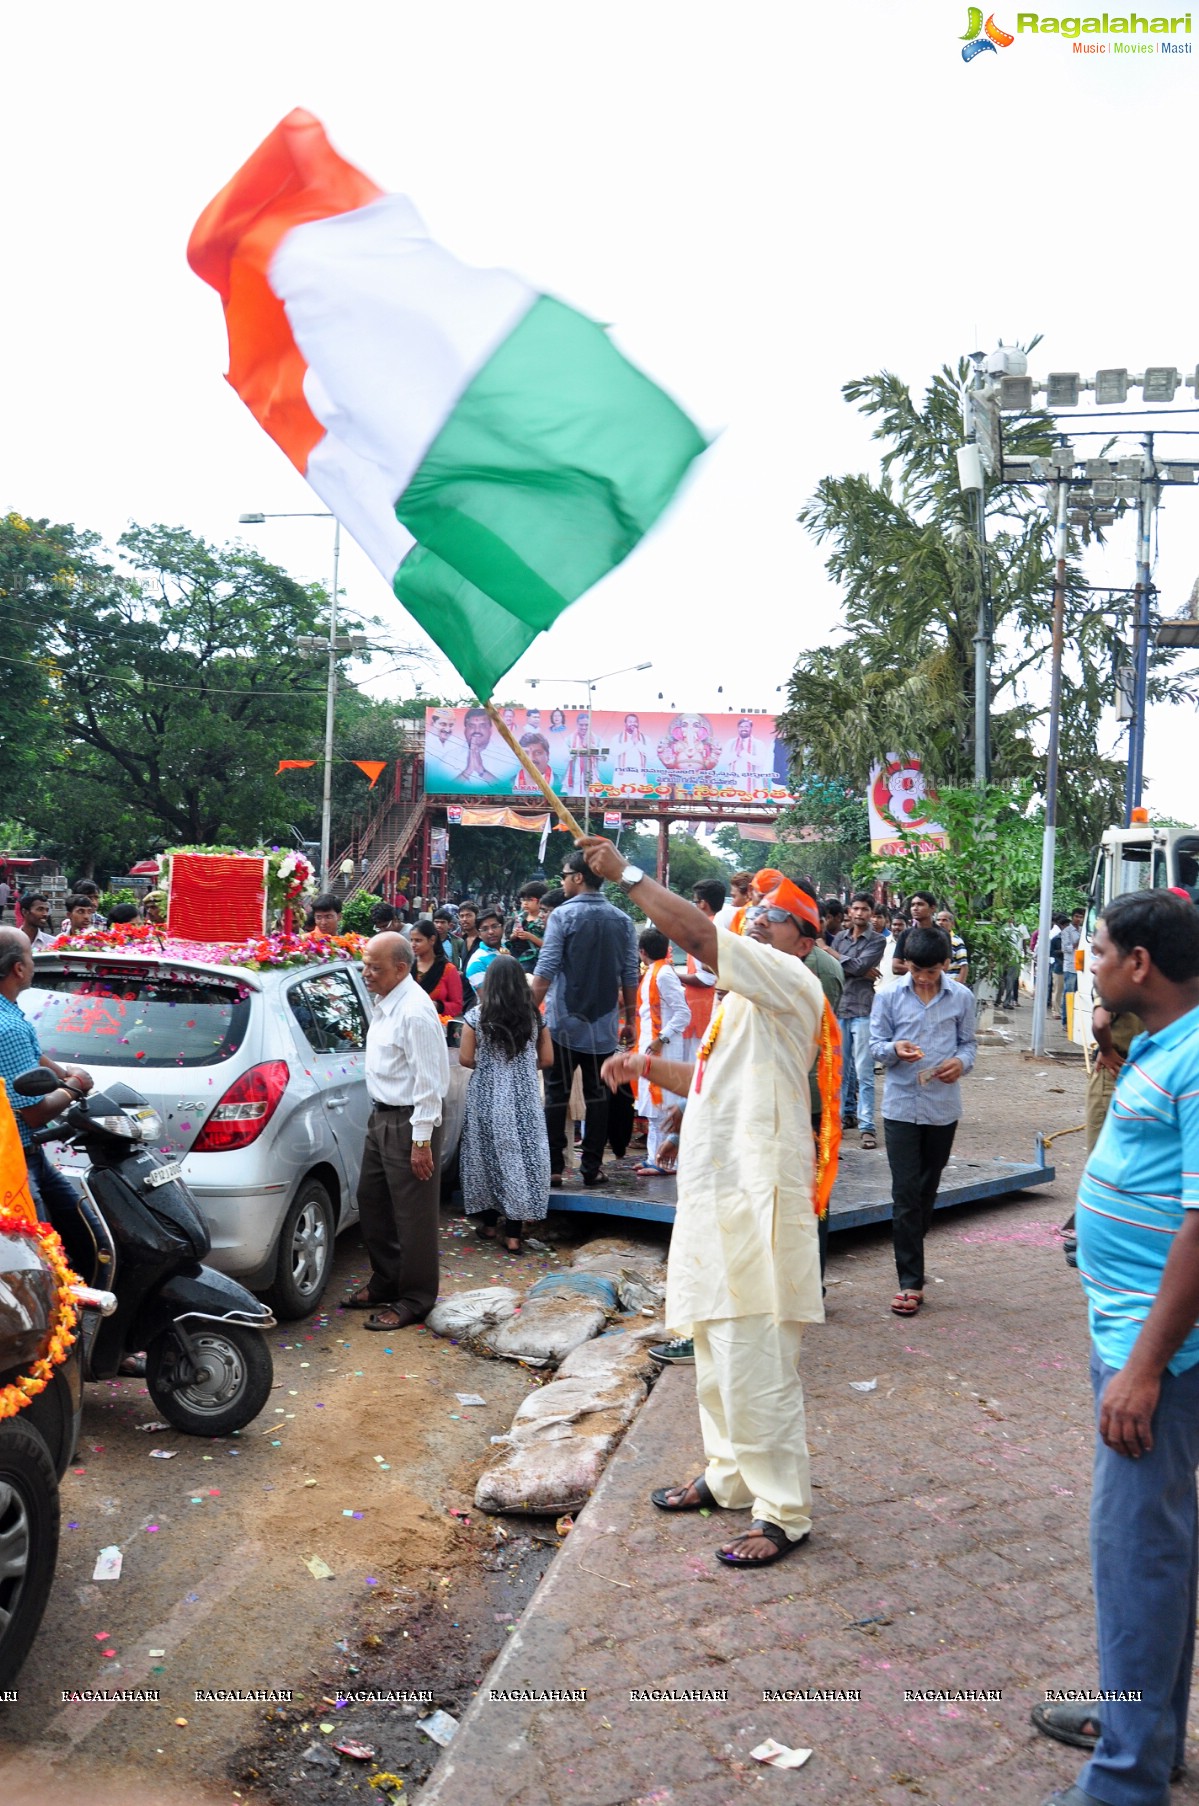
[0,1081,37,1226]
[353,761,386,789]
[276,759,316,774]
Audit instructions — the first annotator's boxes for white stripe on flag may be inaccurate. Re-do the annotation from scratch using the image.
[271,193,536,505]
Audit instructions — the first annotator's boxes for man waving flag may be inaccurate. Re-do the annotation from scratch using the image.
[188,110,706,700]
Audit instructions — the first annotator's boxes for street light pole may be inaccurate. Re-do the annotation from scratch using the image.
[320,520,342,890]
[1123,437,1157,824]
[524,660,652,835]
[1030,469,1070,1057]
[239,509,346,889]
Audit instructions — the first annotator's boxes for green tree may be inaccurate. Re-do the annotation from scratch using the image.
[5,518,352,866]
[0,512,85,797]
[780,358,1199,849]
[856,782,1091,984]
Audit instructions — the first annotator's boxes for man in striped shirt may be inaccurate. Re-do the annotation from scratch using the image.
[1042,891,1199,1806]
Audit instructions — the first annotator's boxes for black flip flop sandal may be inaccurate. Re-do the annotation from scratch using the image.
[715,1520,809,1566]
[650,1474,717,1512]
[1029,1702,1099,1750]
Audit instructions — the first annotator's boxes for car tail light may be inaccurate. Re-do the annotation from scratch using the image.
[191,1060,289,1153]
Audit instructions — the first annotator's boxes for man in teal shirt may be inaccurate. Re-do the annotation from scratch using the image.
[1041,891,1199,1806]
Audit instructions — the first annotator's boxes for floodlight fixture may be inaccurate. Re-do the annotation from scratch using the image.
[1094,511,1116,527]
[1142,366,1181,402]
[1094,369,1130,406]
[1046,373,1081,407]
[1116,457,1142,478]
[1092,481,1116,503]
[997,375,1034,412]
[1085,459,1113,480]
[1165,465,1195,484]
[1049,445,1076,473]
[986,344,1028,378]
[1116,479,1141,501]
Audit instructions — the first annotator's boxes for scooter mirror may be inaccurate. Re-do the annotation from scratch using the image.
[12,1067,59,1098]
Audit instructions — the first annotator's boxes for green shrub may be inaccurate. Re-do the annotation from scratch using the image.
[98,886,138,917]
[340,891,384,936]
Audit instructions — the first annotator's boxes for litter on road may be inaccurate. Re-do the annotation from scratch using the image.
[750,1738,812,1769]
[417,1708,459,1746]
[92,1547,122,1580]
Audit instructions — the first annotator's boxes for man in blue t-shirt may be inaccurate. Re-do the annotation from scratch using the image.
[1037,891,1199,1806]
[464,910,504,995]
[0,927,96,1216]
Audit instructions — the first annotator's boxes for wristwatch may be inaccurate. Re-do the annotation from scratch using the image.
[619,863,646,892]
[413,1138,432,1150]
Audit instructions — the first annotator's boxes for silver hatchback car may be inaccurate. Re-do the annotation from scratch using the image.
[23,949,466,1319]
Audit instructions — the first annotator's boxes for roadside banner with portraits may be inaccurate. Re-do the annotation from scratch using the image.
[424,706,793,803]
[867,757,949,855]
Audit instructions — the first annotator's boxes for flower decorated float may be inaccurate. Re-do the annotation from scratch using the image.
[46,846,367,976]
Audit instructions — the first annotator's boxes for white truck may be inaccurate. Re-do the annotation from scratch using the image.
[1072,818,1199,1046]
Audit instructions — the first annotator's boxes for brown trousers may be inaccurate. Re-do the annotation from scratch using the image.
[355,1105,443,1314]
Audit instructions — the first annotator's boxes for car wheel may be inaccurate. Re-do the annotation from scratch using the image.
[0,1419,61,1687]
[266,1178,336,1319]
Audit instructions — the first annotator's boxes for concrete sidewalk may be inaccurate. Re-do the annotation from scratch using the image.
[420,1173,1199,1805]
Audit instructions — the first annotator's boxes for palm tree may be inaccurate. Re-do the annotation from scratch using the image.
[779,357,1165,847]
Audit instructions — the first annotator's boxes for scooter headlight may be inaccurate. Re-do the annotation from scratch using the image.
[129,1107,162,1142]
[90,1114,142,1140]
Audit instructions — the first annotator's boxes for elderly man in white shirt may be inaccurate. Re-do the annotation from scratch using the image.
[344,932,449,1332]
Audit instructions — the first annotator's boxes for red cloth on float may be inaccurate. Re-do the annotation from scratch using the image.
[167,855,268,942]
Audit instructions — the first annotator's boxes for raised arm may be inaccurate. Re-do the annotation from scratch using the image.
[577,837,717,967]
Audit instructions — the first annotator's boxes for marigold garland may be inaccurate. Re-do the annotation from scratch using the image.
[689,998,843,1217]
[0,1212,80,1421]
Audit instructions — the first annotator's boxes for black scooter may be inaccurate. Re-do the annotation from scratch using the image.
[14,1068,275,1437]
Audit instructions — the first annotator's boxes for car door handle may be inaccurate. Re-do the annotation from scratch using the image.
[325,1092,349,1109]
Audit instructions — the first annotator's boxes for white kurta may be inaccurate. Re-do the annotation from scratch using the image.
[666,925,825,1334]
[634,959,691,1116]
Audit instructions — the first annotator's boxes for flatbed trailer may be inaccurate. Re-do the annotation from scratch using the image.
[547,1138,1056,1229]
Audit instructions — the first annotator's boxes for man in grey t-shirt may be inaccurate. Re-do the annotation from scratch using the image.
[532,851,639,1186]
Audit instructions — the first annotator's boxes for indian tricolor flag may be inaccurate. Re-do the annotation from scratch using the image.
[188,110,706,700]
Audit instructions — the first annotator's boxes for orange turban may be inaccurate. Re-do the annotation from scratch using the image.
[752,866,785,900]
[763,877,821,932]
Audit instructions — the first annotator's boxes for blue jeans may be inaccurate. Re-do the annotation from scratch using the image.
[1078,1351,1199,1805]
[838,1017,875,1134]
[1063,971,1078,1027]
[26,1143,83,1218]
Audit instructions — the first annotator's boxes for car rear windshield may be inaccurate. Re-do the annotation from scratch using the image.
[27,965,252,1068]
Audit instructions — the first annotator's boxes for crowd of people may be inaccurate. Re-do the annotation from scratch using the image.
[6,846,1199,1801]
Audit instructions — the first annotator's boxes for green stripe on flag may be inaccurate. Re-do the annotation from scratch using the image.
[393,294,706,699]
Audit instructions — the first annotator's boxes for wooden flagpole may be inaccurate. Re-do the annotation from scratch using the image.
[483,704,585,838]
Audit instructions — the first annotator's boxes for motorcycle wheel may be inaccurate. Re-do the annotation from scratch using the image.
[0,1420,60,1686]
[145,1324,274,1437]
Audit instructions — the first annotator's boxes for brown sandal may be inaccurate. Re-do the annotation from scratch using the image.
[342,1284,379,1309]
[891,1290,923,1316]
[650,1474,716,1512]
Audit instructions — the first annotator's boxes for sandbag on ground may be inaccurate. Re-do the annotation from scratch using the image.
[474,1432,618,1515]
[571,1237,668,1288]
[474,1372,648,1515]
[425,1286,521,1340]
[481,1295,608,1367]
[526,1271,620,1311]
[511,1374,647,1434]
[558,1322,666,1387]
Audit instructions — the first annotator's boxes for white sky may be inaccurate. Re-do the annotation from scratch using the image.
[3,0,1198,822]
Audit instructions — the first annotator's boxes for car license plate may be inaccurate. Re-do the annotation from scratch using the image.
[144,1161,183,1189]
